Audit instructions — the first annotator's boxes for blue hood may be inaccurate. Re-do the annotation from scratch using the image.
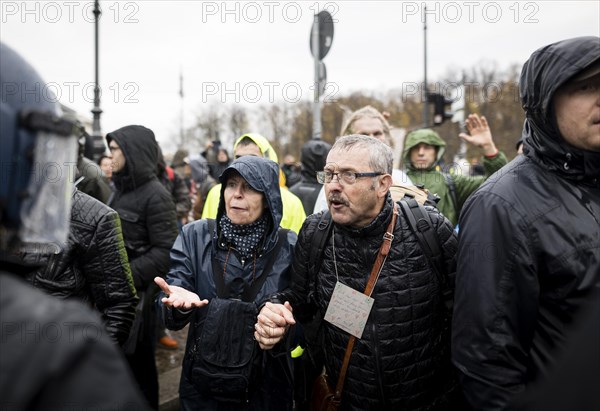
[216,156,283,235]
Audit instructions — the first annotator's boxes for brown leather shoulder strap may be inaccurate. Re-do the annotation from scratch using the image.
[333,203,399,399]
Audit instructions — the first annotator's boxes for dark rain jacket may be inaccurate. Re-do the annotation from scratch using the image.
[106,125,178,291]
[161,156,297,411]
[24,189,138,346]
[403,129,507,226]
[273,194,458,410]
[290,139,332,215]
[452,36,600,411]
[0,268,150,411]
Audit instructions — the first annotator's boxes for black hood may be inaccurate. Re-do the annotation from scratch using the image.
[520,36,600,181]
[299,139,332,182]
[106,125,159,191]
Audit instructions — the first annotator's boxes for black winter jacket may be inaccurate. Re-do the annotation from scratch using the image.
[24,190,138,345]
[452,36,600,411]
[290,139,331,215]
[107,125,178,290]
[274,194,458,410]
[0,269,149,411]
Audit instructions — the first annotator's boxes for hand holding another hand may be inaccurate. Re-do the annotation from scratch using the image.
[254,301,295,350]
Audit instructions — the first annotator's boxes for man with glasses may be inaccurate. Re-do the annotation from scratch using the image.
[312,106,413,213]
[254,135,460,410]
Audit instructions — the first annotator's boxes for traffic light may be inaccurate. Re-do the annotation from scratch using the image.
[427,93,454,125]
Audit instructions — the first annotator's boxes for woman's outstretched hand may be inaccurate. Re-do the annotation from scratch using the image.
[154,276,209,310]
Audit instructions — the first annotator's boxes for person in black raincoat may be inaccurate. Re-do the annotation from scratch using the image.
[106,125,178,409]
[155,156,297,411]
[452,36,600,411]
[289,139,332,215]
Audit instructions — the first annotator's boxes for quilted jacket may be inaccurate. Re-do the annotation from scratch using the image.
[25,190,138,345]
[274,194,458,410]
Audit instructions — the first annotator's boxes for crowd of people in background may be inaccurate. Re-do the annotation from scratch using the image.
[1,35,599,411]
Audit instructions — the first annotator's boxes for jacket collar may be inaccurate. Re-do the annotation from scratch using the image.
[336,193,395,238]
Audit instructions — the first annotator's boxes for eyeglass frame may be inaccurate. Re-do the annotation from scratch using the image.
[316,170,384,184]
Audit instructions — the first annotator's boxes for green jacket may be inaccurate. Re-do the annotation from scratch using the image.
[403,129,507,226]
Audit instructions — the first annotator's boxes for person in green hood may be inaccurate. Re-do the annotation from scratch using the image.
[403,113,507,226]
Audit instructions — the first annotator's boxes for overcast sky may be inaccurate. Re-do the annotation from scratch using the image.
[2,1,599,152]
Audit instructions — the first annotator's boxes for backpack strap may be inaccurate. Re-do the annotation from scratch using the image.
[207,218,289,302]
[293,211,332,355]
[309,211,332,272]
[398,199,453,311]
[442,172,458,215]
[308,211,333,301]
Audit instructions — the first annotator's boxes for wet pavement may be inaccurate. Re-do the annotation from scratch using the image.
[156,325,188,411]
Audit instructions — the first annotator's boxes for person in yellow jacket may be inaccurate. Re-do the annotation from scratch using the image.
[202,133,306,234]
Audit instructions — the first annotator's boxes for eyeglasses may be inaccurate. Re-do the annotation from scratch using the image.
[316,170,383,184]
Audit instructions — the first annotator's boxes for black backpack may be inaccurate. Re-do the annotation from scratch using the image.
[184,219,288,404]
[397,197,453,310]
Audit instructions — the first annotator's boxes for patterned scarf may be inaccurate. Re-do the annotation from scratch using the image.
[219,213,268,260]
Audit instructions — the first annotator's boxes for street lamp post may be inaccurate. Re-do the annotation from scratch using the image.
[422,6,429,125]
[311,14,321,139]
[90,0,103,160]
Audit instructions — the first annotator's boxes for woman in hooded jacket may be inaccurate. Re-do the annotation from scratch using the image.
[155,156,297,411]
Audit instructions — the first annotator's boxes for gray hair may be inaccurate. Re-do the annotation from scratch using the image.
[331,134,393,174]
